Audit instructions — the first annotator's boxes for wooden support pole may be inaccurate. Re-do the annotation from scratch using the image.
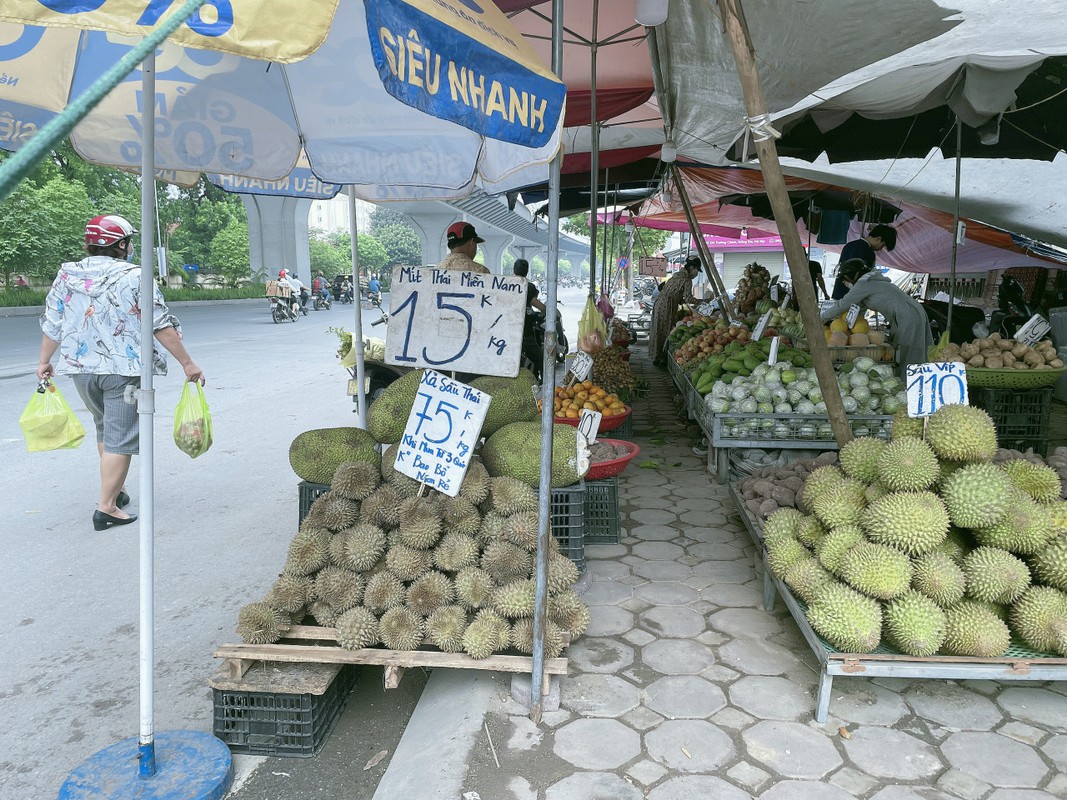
[717,0,852,446]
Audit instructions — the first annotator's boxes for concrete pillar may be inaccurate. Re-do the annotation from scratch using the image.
[406,211,461,266]
[480,233,514,275]
[242,195,313,283]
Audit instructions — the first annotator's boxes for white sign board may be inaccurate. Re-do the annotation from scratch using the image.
[752,311,772,341]
[906,362,968,418]
[846,304,861,330]
[1014,314,1052,347]
[770,284,780,303]
[386,267,527,377]
[696,302,716,317]
[768,337,781,366]
[577,409,602,445]
[394,370,489,496]
[779,290,792,309]
[570,351,593,382]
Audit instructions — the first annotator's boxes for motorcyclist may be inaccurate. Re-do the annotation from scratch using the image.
[312,270,332,306]
[514,259,549,380]
[340,277,353,303]
[367,274,382,303]
[278,269,308,316]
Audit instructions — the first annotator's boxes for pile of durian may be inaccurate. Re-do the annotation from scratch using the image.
[763,402,1067,658]
[236,451,589,660]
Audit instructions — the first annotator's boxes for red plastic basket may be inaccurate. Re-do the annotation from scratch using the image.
[585,439,641,480]
[555,405,632,432]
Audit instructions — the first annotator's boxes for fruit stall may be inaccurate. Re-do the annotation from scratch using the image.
[726,404,1067,723]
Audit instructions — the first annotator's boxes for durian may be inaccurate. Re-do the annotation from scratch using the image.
[801,465,844,512]
[482,540,533,583]
[503,512,540,551]
[433,531,480,573]
[379,606,424,650]
[442,496,482,537]
[973,493,1054,555]
[941,600,1011,657]
[361,485,402,529]
[864,483,889,505]
[839,541,913,600]
[335,607,380,650]
[783,558,834,604]
[478,511,510,546]
[924,403,998,463]
[812,477,866,528]
[962,546,1031,604]
[492,579,537,618]
[548,590,590,637]
[407,571,455,616]
[794,516,826,549]
[331,460,381,501]
[510,618,565,657]
[266,573,312,613]
[330,523,387,572]
[883,591,947,656]
[890,408,924,440]
[877,437,940,492]
[462,616,501,659]
[363,571,407,612]
[1002,459,1062,504]
[488,476,538,516]
[766,537,811,578]
[237,602,289,645]
[547,552,580,594]
[862,491,950,556]
[939,463,1013,529]
[284,527,332,576]
[307,600,337,628]
[386,544,432,581]
[839,437,886,485]
[313,566,365,612]
[1031,535,1067,591]
[455,566,496,611]
[459,460,491,505]
[911,551,966,607]
[426,605,468,653]
[815,526,864,574]
[318,492,361,532]
[805,582,882,653]
[1009,586,1067,655]
[763,508,804,540]
[397,497,443,550]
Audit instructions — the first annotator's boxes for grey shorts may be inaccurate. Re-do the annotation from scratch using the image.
[70,374,140,455]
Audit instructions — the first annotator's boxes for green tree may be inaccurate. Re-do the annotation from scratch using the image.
[368,205,409,232]
[562,213,670,292]
[208,217,251,286]
[309,236,347,275]
[376,223,422,266]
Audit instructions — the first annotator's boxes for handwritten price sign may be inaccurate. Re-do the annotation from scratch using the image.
[386,267,527,377]
[394,371,489,497]
[906,362,968,418]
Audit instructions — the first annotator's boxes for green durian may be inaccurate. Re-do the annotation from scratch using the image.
[962,546,1031,604]
[1002,459,1062,504]
[330,523,387,572]
[805,582,882,653]
[839,437,886,485]
[911,551,967,607]
[884,590,947,656]
[363,571,407,612]
[335,607,380,650]
[331,460,381,501]
[877,437,940,493]
[862,491,950,556]
[924,403,998,463]
[237,602,289,645]
[379,606,424,650]
[406,571,455,616]
[839,541,913,600]
[940,463,1014,529]
[941,600,1011,657]
[425,605,468,653]
[1009,586,1067,655]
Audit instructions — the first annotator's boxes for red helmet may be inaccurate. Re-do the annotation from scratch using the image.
[85,215,136,247]
[279,269,289,278]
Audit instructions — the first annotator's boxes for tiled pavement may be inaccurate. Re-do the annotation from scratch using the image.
[474,353,1067,800]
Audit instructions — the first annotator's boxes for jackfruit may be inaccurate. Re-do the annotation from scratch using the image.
[470,370,539,438]
[911,551,966,607]
[811,477,866,528]
[973,493,1054,555]
[862,491,950,556]
[366,368,426,444]
[481,421,587,488]
[1002,459,1063,504]
[884,591,947,657]
[962,546,1031,604]
[805,581,882,653]
[839,437,886,485]
[924,403,998,463]
[939,463,1013,529]
[941,600,1011,657]
[289,427,381,484]
[839,541,913,600]
[1031,535,1067,591]
[877,437,940,492]
[1009,586,1067,655]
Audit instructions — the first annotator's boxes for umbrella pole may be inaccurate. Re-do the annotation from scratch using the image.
[717,0,852,446]
[348,186,368,429]
[531,0,565,723]
[948,118,962,339]
[587,0,600,300]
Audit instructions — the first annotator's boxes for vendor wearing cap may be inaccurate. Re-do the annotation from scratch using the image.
[821,258,932,371]
[831,224,897,299]
[439,222,490,274]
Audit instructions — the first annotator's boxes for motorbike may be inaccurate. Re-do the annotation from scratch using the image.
[313,290,332,311]
[521,307,568,382]
[989,275,1040,339]
[268,294,301,323]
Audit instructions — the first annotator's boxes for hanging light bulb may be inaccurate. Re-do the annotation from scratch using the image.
[660,139,677,163]
[635,0,669,26]
[662,190,674,206]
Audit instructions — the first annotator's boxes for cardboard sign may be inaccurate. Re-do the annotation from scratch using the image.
[570,351,594,382]
[906,362,968,418]
[386,267,527,377]
[752,311,772,341]
[394,371,489,496]
[577,409,602,445]
[1014,314,1052,347]
[846,304,861,330]
[638,256,668,277]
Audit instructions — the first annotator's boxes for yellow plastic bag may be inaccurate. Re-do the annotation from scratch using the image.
[578,295,608,353]
[173,382,213,459]
[19,380,87,452]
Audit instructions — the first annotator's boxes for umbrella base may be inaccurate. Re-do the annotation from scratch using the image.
[58,730,232,800]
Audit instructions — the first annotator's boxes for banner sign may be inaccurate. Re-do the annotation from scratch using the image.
[385,266,527,377]
[0,0,339,63]
[394,370,487,496]
[365,0,565,148]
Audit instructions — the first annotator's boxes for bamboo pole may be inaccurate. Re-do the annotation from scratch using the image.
[717,0,852,446]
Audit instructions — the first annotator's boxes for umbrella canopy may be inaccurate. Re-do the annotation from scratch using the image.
[0,0,566,200]
[718,188,901,225]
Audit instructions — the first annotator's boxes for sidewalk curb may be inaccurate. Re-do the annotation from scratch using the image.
[371,668,498,800]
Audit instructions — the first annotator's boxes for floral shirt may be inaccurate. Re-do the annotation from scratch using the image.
[40,256,181,376]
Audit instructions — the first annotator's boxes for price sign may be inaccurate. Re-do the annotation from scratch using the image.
[1014,314,1052,347]
[696,302,715,317]
[752,311,772,341]
[770,284,780,303]
[846,304,862,330]
[386,267,527,377]
[768,336,781,366]
[906,362,968,418]
[570,351,594,382]
[779,290,792,309]
[394,371,489,496]
[577,409,602,445]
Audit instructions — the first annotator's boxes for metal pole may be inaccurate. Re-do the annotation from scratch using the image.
[948,117,962,340]
[672,164,735,318]
[531,0,564,723]
[137,48,158,779]
[347,186,368,429]
[587,0,600,299]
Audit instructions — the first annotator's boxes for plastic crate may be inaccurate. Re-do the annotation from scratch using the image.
[538,482,586,571]
[611,414,634,441]
[712,413,893,449]
[584,478,620,544]
[298,481,330,528]
[212,663,357,757]
[968,386,1053,456]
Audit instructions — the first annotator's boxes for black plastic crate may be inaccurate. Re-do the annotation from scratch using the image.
[212,663,357,757]
[583,478,620,545]
[538,482,586,572]
[298,481,330,528]
[610,414,634,441]
[968,387,1053,456]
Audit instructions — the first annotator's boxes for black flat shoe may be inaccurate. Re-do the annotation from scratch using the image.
[117,491,130,508]
[93,510,137,531]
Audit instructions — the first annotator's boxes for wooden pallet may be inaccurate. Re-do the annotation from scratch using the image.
[214,625,569,691]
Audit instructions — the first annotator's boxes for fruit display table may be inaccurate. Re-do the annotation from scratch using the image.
[728,482,1067,723]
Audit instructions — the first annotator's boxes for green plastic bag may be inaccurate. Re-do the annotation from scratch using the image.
[19,380,87,452]
[173,382,213,459]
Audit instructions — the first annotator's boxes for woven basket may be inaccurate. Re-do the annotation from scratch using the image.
[965,367,1066,389]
